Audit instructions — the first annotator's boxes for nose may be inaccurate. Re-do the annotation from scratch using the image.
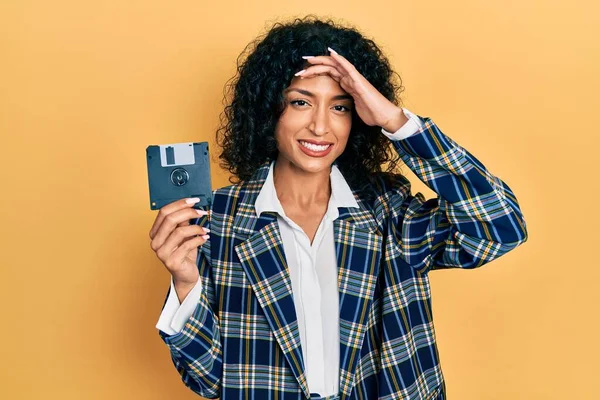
[308,104,330,136]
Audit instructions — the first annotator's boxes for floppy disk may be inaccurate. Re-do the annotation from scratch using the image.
[146,142,212,210]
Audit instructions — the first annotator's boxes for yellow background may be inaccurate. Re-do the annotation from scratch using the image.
[1,0,598,398]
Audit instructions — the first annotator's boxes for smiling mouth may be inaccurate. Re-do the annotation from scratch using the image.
[298,140,332,152]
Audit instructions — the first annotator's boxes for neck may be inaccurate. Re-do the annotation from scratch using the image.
[272,157,332,209]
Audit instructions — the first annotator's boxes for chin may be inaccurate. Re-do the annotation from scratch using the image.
[294,155,337,174]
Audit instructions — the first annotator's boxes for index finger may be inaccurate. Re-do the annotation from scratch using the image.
[326,47,357,77]
[149,197,202,239]
[302,54,346,75]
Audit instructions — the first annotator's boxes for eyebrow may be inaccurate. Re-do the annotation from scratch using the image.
[284,88,353,101]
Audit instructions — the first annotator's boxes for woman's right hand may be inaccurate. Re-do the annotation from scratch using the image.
[149,198,210,287]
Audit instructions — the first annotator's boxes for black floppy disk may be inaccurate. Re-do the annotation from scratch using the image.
[146,142,212,210]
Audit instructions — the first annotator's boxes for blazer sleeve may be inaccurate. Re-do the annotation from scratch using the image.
[157,206,222,398]
[381,115,528,275]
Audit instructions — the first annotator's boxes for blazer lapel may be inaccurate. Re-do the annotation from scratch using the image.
[233,162,310,398]
[334,201,383,398]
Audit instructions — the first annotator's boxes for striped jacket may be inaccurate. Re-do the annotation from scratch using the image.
[157,114,528,399]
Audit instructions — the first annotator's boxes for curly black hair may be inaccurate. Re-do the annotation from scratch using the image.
[216,14,407,204]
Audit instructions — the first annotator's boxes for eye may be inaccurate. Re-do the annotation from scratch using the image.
[290,99,309,107]
[333,105,351,113]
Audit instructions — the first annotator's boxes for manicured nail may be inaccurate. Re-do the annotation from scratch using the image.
[196,209,208,215]
[294,69,306,76]
[202,234,210,240]
[302,56,315,59]
[186,197,200,204]
[203,228,211,233]
[327,47,338,55]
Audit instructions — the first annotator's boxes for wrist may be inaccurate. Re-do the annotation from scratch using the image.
[381,107,408,133]
[173,274,199,288]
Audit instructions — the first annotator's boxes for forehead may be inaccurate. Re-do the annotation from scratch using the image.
[284,76,352,100]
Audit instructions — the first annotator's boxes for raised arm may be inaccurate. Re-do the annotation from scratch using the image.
[381,114,528,274]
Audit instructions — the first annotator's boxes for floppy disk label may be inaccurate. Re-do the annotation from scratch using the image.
[159,143,195,167]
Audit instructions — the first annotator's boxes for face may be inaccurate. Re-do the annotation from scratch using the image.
[274,74,353,174]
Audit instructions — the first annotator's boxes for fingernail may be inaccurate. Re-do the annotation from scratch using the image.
[301,55,314,59]
[186,197,200,204]
[196,209,208,215]
[294,69,306,76]
[203,228,211,233]
[202,234,210,240]
[327,47,338,55]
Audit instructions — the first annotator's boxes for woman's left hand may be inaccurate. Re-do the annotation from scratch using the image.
[295,47,407,132]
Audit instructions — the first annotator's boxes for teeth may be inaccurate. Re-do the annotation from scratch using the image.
[300,141,331,152]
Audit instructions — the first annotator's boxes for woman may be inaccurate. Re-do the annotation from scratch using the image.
[149,16,528,400]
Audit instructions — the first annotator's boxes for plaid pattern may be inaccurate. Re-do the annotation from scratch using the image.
[158,115,528,399]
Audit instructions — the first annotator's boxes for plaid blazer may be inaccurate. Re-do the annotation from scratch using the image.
[158,115,528,400]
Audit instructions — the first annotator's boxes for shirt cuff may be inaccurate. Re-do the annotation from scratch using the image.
[381,107,423,141]
[155,275,203,335]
